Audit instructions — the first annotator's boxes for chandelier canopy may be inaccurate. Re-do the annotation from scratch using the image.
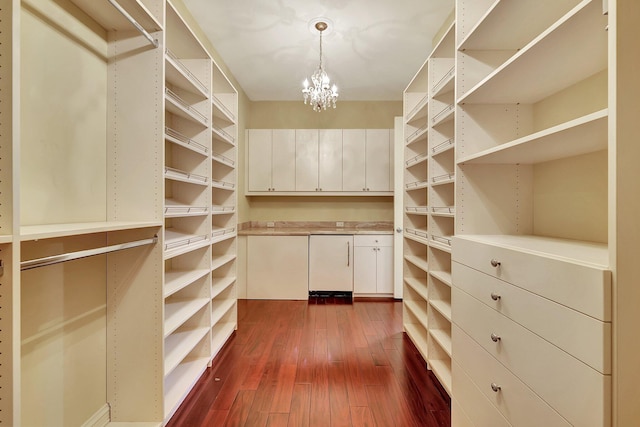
[302,21,338,112]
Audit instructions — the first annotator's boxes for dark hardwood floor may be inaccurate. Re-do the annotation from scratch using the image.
[167,298,451,427]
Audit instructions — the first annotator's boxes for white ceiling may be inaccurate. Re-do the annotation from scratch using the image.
[182,0,454,101]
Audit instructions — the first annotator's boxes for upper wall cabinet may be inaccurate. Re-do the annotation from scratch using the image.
[246,128,393,196]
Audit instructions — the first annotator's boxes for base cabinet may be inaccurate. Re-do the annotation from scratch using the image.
[308,235,354,292]
[353,235,393,295]
[246,236,309,299]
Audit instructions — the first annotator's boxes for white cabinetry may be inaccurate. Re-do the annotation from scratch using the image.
[246,236,309,299]
[247,129,295,192]
[246,128,393,196]
[452,235,611,427]
[353,235,393,295]
[308,235,354,292]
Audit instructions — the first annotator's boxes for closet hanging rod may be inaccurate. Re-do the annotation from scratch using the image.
[107,0,159,48]
[21,236,158,271]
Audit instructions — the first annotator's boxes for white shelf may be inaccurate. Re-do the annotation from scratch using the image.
[211,253,236,271]
[459,1,607,104]
[432,66,455,98]
[212,321,236,358]
[455,234,609,268]
[212,151,235,167]
[164,268,210,298]
[211,276,236,299]
[406,95,429,123]
[211,205,236,215]
[429,270,452,287]
[20,221,161,241]
[432,104,455,127]
[431,173,455,186]
[68,0,162,32]
[430,299,452,322]
[458,0,581,50]
[165,50,209,98]
[405,228,429,241]
[211,227,236,243]
[406,125,428,145]
[211,179,236,191]
[212,126,236,146]
[164,327,210,376]
[164,297,209,338]
[404,322,429,362]
[165,89,209,127]
[163,357,209,420]
[405,180,429,191]
[429,235,453,253]
[428,358,452,395]
[0,235,12,244]
[405,300,429,330]
[404,254,429,273]
[212,96,236,123]
[458,109,608,164]
[431,138,455,156]
[164,229,209,259]
[406,152,429,167]
[165,127,209,157]
[429,329,452,357]
[405,206,430,216]
[431,206,455,217]
[212,299,236,326]
[404,277,429,301]
[164,199,209,218]
[165,166,209,186]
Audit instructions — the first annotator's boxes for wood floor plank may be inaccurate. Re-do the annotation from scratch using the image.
[309,362,331,427]
[350,406,375,427]
[287,384,311,427]
[270,363,298,413]
[328,362,351,427]
[223,390,256,427]
[266,413,290,427]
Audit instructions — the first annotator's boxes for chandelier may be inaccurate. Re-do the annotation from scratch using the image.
[302,21,338,112]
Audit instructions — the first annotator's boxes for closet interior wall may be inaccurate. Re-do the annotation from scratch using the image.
[5,0,238,425]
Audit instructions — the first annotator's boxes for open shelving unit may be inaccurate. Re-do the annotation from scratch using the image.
[402,19,456,396]
[3,0,239,425]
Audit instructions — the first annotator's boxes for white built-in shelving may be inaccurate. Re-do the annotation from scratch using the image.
[4,0,238,425]
[403,19,456,396]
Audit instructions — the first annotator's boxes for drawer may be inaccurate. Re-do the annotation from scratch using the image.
[452,360,511,427]
[452,235,611,321]
[452,287,611,427]
[354,234,393,247]
[453,325,571,427]
[453,261,611,374]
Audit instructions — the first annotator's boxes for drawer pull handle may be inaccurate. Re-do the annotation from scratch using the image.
[491,333,501,342]
[490,292,501,301]
[491,383,501,393]
[490,259,501,267]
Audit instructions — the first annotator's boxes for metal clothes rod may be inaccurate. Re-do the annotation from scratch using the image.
[107,0,159,48]
[21,236,158,271]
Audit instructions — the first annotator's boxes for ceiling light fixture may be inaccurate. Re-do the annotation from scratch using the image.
[302,20,338,112]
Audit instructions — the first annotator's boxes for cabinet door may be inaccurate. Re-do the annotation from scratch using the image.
[354,246,377,294]
[271,129,296,191]
[247,129,272,191]
[376,246,394,293]
[318,129,343,191]
[365,129,391,191]
[342,129,366,191]
[309,235,354,291]
[295,129,319,191]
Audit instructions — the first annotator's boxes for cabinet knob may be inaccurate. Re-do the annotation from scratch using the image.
[491,383,501,393]
[490,292,501,301]
[396,228,403,233]
[490,333,501,342]
[490,259,501,267]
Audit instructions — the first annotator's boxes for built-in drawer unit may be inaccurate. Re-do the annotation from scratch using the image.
[353,234,393,247]
[452,235,612,427]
